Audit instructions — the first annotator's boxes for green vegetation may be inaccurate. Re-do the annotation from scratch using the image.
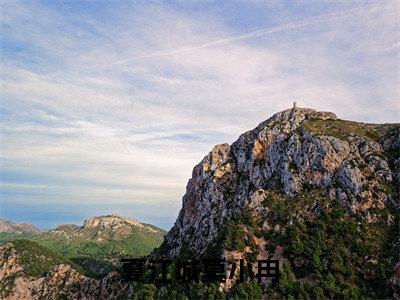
[230,282,262,300]
[302,118,399,142]
[126,271,264,299]
[127,282,227,300]
[0,239,84,297]
[0,233,35,241]
[202,209,258,260]
[0,230,165,260]
[262,189,327,226]
[134,210,263,299]
[128,282,264,300]
[2,189,397,299]
[34,230,164,260]
[383,147,400,172]
[223,220,246,251]
[0,226,165,276]
[11,239,82,277]
[262,190,398,299]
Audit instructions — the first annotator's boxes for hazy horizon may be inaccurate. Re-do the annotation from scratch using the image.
[1,0,398,230]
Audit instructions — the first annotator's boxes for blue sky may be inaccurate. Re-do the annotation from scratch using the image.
[1,0,398,229]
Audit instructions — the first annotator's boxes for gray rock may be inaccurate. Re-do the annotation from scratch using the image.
[161,108,399,257]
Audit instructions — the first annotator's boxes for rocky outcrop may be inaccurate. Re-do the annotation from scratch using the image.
[0,215,167,299]
[161,108,399,257]
[0,243,127,299]
[38,264,125,300]
[51,214,163,242]
[5,265,126,300]
[83,214,157,233]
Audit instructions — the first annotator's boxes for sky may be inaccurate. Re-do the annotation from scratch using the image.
[1,0,399,230]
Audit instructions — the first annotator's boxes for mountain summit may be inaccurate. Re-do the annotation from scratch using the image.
[154,107,399,297]
[82,214,159,233]
[160,107,398,257]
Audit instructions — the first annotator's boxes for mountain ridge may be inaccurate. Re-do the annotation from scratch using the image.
[159,107,399,258]
[1,214,165,235]
[0,219,45,235]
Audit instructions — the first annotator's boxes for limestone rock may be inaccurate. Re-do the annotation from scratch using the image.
[160,108,399,258]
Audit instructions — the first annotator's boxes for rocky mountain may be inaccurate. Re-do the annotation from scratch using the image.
[155,107,399,298]
[0,215,166,299]
[161,107,398,256]
[0,219,44,235]
[0,240,126,299]
[50,214,163,243]
[0,215,166,276]
[1,107,399,299]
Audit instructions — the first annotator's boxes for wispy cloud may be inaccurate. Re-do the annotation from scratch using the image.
[103,3,386,66]
[1,0,398,229]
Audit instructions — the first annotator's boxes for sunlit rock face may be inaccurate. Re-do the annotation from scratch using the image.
[83,214,158,233]
[161,108,399,257]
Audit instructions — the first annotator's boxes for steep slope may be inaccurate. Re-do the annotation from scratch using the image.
[0,240,126,299]
[0,215,165,298]
[156,107,399,298]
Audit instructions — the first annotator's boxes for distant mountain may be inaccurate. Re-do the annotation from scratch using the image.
[52,214,164,242]
[0,215,166,298]
[0,218,44,234]
[156,107,399,298]
[0,214,166,276]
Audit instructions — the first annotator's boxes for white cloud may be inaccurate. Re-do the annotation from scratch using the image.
[1,0,398,227]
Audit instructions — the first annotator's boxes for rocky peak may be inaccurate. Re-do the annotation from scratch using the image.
[264,107,336,129]
[83,214,157,233]
[161,108,399,258]
[49,214,164,245]
[54,224,80,231]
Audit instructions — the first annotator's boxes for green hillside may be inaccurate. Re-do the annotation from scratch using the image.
[301,118,399,142]
[0,239,84,297]
[135,190,398,299]
[0,216,166,276]
[0,230,165,260]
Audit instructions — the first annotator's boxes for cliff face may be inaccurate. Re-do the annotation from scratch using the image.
[161,108,399,257]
